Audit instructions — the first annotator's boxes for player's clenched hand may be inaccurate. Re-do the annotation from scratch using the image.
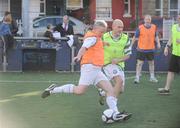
[73,56,81,63]
[111,58,119,64]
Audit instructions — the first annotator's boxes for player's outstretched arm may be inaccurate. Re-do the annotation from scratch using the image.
[73,47,87,62]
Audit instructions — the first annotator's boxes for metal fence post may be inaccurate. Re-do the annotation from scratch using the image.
[71,46,75,72]
[0,36,7,72]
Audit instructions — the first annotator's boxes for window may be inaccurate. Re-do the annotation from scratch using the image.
[40,0,45,15]
[69,20,76,26]
[123,0,131,17]
[96,0,112,20]
[155,0,163,17]
[33,18,55,28]
[169,0,180,18]
[55,18,63,25]
[0,0,8,17]
[66,0,83,10]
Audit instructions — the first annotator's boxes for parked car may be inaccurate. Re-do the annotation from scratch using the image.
[33,16,87,37]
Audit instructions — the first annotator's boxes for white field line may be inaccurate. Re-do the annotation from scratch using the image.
[0,76,135,83]
[0,80,72,83]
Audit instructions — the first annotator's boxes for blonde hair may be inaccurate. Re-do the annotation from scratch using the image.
[4,14,12,23]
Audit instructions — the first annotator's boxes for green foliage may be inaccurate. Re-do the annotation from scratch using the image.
[130,20,137,30]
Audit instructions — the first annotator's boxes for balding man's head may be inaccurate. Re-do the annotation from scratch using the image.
[144,15,151,20]
[144,14,152,25]
[112,19,124,28]
[63,15,69,24]
[112,19,124,36]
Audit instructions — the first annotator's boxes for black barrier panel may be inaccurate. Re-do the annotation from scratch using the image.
[22,49,56,71]
[55,41,71,71]
[7,49,22,71]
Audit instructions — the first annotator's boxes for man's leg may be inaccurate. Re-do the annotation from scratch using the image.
[113,75,124,97]
[98,65,124,105]
[158,71,174,94]
[97,80,132,121]
[41,84,88,98]
[97,80,119,112]
[164,71,174,90]
[148,60,158,82]
[98,76,124,105]
[134,60,143,84]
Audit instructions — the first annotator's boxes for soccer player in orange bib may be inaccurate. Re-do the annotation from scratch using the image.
[41,20,131,121]
[132,15,161,84]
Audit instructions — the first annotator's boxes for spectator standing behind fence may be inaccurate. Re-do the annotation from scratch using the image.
[44,24,55,42]
[132,14,161,84]
[2,11,18,36]
[0,15,11,36]
[0,12,13,47]
[158,14,180,95]
[53,15,74,37]
[0,12,13,64]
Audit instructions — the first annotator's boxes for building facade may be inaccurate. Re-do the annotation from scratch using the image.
[88,0,142,30]
[0,0,179,37]
[142,0,180,18]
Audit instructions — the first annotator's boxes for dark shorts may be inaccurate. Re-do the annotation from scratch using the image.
[168,54,180,73]
[136,51,154,61]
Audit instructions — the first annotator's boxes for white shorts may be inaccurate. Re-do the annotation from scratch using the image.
[102,64,125,86]
[78,64,108,86]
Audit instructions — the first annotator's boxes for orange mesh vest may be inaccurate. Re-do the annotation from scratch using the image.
[80,31,104,66]
[138,24,156,50]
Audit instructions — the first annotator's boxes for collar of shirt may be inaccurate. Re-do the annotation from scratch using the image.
[62,23,68,30]
[109,31,122,41]
[143,24,151,29]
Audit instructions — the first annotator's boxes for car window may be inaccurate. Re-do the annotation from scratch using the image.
[69,20,76,26]
[36,18,56,28]
[55,18,63,25]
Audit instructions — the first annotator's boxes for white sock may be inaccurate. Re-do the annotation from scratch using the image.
[135,75,139,80]
[150,73,155,78]
[51,84,75,94]
[106,96,119,113]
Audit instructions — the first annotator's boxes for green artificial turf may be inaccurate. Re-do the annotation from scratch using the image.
[0,72,179,128]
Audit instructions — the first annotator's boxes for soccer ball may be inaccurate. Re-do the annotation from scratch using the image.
[101,109,115,123]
